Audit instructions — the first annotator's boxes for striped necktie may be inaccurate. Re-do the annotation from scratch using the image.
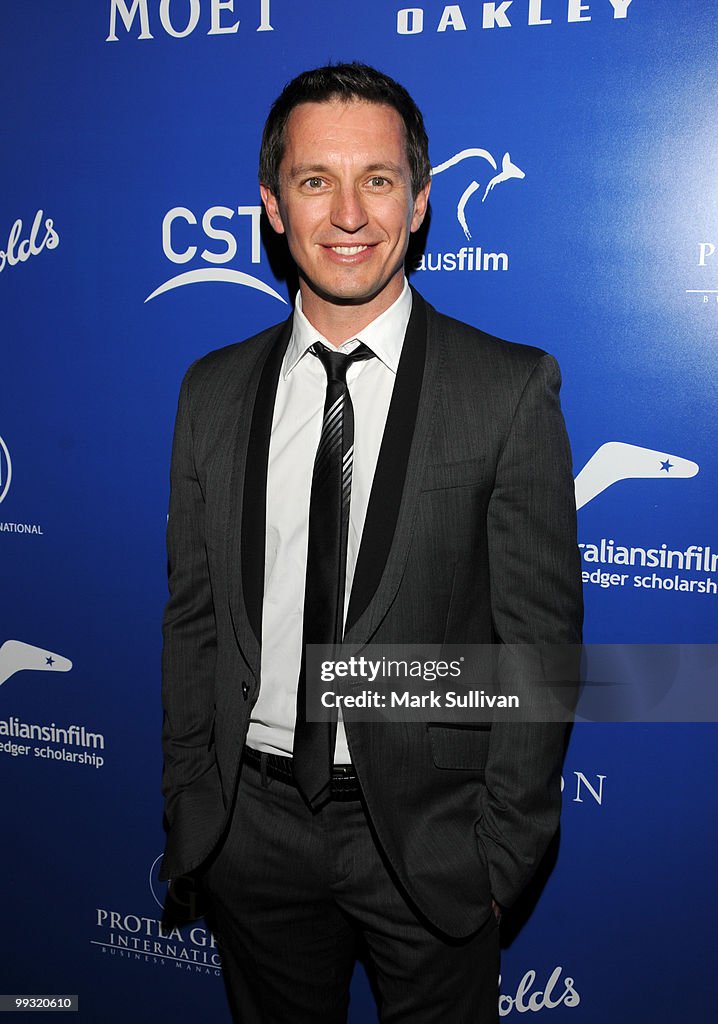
[292,342,374,809]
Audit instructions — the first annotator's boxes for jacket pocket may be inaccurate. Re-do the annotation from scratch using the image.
[421,457,486,491]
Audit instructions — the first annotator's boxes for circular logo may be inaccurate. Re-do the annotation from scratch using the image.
[149,852,206,920]
[0,435,11,504]
[149,853,167,910]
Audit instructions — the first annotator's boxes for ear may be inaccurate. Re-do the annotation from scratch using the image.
[260,184,285,235]
[410,179,431,233]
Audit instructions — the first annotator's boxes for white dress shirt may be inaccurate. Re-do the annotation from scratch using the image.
[247,280,412,762]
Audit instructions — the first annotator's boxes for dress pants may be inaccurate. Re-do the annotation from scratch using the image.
[200,758,500,1024]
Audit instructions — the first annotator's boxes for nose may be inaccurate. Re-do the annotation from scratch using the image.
[330,185,368,234]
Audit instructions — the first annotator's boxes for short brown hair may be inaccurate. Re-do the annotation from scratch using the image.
[259,63,431,199]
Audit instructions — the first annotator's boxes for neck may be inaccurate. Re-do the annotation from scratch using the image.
[298,278,405,346]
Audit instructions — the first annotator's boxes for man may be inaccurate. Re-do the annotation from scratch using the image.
[161,63,583,1023]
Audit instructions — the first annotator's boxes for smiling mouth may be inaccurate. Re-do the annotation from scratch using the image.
[326,244,371,255]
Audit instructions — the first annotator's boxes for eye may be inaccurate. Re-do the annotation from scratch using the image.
[368,176,390,188]
[304,176,325,189]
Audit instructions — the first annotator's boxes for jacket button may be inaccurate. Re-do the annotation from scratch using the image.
[242,682,249,700]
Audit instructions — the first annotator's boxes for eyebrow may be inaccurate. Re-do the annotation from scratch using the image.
[287,162,407,180]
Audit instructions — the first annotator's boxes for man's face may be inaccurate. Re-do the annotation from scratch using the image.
[260,99,430,327]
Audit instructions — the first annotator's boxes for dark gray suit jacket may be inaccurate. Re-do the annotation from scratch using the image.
[160,290,583,937]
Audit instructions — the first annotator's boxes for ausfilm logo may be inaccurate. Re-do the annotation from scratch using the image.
[145,204,286,306]
[415,147,525,274]
[107,0,273,40]
[396,0,633,35]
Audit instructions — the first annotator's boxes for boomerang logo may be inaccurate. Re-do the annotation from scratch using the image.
[0,435,11,504]
[575,442,699,510]
[431,148,526,239]
[0,640,72,687]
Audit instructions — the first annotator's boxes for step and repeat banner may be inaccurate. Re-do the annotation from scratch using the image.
[2,2,716,1021]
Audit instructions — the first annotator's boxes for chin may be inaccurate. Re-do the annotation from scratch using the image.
[323,268,402,302]
[306,278,385,306]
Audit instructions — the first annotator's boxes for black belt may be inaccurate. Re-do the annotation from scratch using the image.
[242,745,362,802]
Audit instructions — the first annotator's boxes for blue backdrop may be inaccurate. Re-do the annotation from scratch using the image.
[2,1,716,1020]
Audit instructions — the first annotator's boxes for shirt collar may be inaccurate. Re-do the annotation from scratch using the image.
[283,278,412,378]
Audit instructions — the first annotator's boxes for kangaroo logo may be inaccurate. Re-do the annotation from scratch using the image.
[575,442,699,510]
[0,640,72,687]
[431,148,526,239]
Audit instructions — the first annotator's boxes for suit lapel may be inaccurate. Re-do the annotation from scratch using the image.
[345,290,443,640]
[227,317,292,679]
[230,292,443,666]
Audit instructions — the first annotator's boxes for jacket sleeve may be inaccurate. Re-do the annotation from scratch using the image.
[478,353,583,907]
[161,364,218,827]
